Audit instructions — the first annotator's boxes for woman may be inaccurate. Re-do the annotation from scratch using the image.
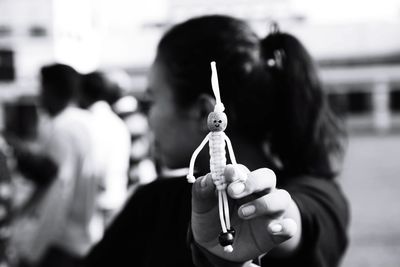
[85,15,348,267]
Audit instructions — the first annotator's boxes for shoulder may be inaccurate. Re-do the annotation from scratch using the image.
[136,176,190,196]
[53,107,94,131]
[281,174,349,222]
[49,108,97,150]
[281,174,342,193]
[91,103,130,135]
[126,177,191,205]
[119,177,191,220]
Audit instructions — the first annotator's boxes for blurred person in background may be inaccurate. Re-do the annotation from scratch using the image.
[123,98,157,189]
[10,63,102,267]
[84,15,348,267]
[78,71,131,225]
[103,70,158,188]
[0,139,14,267]
[102,69,137,115]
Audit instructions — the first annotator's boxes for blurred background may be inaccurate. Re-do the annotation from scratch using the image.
[0,0,400,266]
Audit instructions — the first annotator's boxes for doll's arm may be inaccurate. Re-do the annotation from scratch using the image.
[224,133,237,165]
[187,133,211,183]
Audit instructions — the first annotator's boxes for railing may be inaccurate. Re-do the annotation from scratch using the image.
[321,64,400,133]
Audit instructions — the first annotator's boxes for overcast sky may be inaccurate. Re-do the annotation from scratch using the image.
[292,0,400,23]
[2,0,399,73]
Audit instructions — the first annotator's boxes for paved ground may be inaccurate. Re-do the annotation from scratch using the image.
[339,133,400,267]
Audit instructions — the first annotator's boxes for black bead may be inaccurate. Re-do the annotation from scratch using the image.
[218,228,235,247]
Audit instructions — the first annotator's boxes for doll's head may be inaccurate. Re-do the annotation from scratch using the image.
[207,111,227,132]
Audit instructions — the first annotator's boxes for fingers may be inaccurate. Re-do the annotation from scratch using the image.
[227,167,276,199]
[268,218,298,244]
[192,173,217,214]
[193,165,278,216]
[238,189,291,219]
[224,164,250,184]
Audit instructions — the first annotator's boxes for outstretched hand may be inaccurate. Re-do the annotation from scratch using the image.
[191,164,300,262]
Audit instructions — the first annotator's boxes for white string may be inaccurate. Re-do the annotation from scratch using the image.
[224,134,237,165]
[222,190,233,253]
[187,133,211,183]
[218,190,228,233]
[210,61,225,112]
[222,190,231,230]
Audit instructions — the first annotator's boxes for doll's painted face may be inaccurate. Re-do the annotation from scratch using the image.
[207,111,227,132]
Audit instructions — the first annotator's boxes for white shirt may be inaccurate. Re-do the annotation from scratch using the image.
[89,101,131,212]
[13,106,103,262]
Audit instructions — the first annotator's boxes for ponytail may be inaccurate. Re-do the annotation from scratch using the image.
[260,32,346,179]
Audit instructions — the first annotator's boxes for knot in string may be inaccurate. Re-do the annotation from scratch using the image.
[212,174,227,190]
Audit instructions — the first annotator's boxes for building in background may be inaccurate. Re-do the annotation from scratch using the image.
[1,0,400,131]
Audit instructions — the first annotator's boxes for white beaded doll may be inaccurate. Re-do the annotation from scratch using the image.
[187,61,238,253]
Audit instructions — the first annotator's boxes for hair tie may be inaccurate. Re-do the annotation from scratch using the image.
[266,49,285,70]
[269,21,280,34]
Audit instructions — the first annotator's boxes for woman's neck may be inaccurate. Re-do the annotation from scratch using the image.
[229,134,275,171]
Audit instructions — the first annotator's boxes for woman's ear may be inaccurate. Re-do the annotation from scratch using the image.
[194,94,215,133]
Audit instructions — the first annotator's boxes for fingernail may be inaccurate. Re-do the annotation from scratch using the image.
[225,165,235,178]
[269,223,283,234]
[230,182,245,195]
[234,167,246,182]
[200,176,208,188]
[241,205,256,217]
[230,166,236,177]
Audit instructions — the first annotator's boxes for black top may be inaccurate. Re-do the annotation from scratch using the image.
[86,177,194,267]
[85,175,348,267]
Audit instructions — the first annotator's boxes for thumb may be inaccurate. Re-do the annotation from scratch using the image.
[192,173,217,214]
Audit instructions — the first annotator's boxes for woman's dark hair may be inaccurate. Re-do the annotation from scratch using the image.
[260,32,346,179]
[156,15,274,141]
[156,15,345,179]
